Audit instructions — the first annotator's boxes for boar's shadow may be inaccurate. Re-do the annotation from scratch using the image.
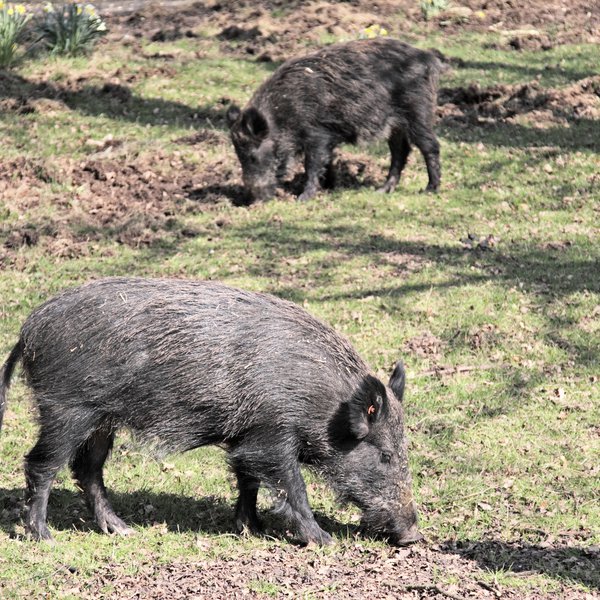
[0,485,357,542]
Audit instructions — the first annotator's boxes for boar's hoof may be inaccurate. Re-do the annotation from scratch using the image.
[376,182,397,194]
[99,514,134,536]
[297,189,318,202]
[26,522,54,542]
[301,527,333,546]
[420,184,439,194]
[235,516,263,537]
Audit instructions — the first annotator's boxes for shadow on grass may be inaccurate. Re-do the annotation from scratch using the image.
[187,153,382,204]
[1,484,597,588]
[451,57,598,88]
[412,367,549,451]
[443,539,600,591]
[186,183,250,206]
[231,222,599,300]
[0,70,226,130]
[439,117,599,152]
[0,486,355,545]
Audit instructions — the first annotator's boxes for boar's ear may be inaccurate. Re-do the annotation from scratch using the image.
[348,375,388,439]
[389,361,406,403]
[241,107,269,141]
[226,104,241,129]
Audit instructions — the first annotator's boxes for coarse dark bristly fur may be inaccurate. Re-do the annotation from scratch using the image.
[0,278,422,546]
[227,37,446,202]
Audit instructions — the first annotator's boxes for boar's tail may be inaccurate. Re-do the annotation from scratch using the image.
[424,49,449,97]
[428,48,451,73]
[0,341,22,434]
[427,48,451,91]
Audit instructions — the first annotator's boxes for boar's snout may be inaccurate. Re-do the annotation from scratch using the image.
[361,499,423,546]
[388,499,424,546]
[247,184,276,202]
[242,172,277,202]
[388,500,424,546]
[391,522,424,546]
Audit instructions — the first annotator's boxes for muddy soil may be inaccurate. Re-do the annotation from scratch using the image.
[0,145,387,267]
[75,540,599,599]
[102,0,599,61]
[438,76,600,129]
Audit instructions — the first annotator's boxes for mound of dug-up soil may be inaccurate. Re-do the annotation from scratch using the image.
[0,155,215,265]
[103,0,599,62]
[438,76,600,128]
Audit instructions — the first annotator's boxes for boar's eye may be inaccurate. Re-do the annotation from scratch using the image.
[380,451,392,464]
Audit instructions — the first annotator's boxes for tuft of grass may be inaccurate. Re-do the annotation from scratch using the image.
[420,0,449,21]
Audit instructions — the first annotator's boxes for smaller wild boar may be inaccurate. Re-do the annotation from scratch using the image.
[0,278,422,546]
[227,37,446,202]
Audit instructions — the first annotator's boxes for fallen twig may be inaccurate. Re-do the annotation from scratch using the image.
[417,364,497,378]
[476,579,501,597]
[399,584,466,600]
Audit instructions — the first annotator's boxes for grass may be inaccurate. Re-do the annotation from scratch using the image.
[1,7,599,599]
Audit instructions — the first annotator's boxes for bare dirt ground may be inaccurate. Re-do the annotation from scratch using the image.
[103,0,599,59]
[75,539,600,599]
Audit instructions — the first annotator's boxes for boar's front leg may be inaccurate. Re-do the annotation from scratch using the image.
[378,129,411,194]
[272,460,333,545]
[298,138,333,202]
[230,442,332,545]
[233,465,263,535]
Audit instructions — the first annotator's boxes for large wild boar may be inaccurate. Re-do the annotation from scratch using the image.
[0,278,422,546]
[227,37,445,202]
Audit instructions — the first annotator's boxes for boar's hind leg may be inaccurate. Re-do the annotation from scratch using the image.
[378,130,411,194]
[233,466,263,535]
[409,117,441,192]
[319,161,336,190]
[272,461,333,546]
[24,414,94,540]
[71,428,133,536]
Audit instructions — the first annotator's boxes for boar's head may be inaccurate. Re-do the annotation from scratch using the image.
[325,362,423,546]
[227,105,278,201]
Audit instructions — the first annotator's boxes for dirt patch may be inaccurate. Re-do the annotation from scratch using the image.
[332,152,383,191]
[379,251,430,277]
[0,144,390,269]
[3,226,40,249]
[75,541,598,599]
[420,0,599,45]
[0,155,213,266]
[404,332,446,360]
[105,1,398,63]
[438,77,600,128]
[460,233,499,251]
[468,324,499,350]
[0,96,36,114]
[176,128,229,146]
[182,157,249,205]
[101,0,599,62]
